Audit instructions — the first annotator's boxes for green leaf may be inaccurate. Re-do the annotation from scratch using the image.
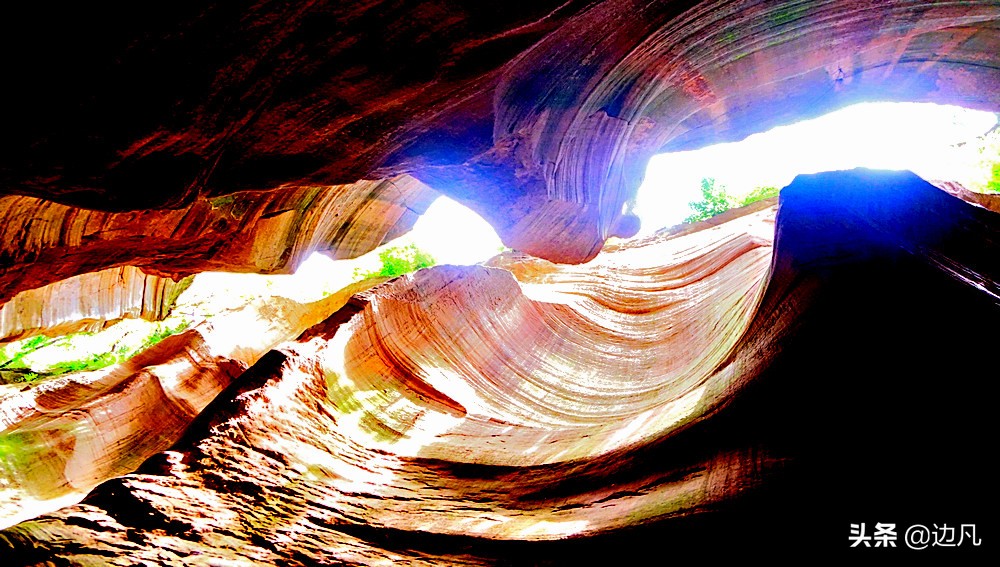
[356,244,437,280]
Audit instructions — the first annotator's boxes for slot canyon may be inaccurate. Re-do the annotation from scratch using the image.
[0,1,997,563]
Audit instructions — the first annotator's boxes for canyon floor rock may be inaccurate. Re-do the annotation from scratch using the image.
[1,1,997,563]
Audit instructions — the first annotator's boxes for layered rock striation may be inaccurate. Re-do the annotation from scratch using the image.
[0,266,190,344]
[2,170,997,563]
[0,176,435,304]
[0,280,377,531]
[1,1,997,262]
[0,0,998,563]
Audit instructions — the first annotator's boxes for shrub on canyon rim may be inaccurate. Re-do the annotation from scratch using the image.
[684,178,779,223]
[354,243,436,280]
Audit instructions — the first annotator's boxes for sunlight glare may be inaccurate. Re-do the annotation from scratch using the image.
[407,196,504,265]
[634,102,998,234]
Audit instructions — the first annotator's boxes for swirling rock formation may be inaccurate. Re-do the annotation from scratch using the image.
[0,176,435,304]
[3,1,996,263]
[0,279,375,531]
[2,170,997,563]
[0,0,998,563]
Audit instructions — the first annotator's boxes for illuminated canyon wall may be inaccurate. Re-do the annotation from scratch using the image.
[0,1,997,563]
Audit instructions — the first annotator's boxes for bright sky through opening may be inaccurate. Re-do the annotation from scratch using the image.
[300,102,997,273]
[634,102,998,233]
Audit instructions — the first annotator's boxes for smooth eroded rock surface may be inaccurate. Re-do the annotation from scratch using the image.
[0,176,435,304]
[1,1,996,262]
[0,279,377,530]
[0,0,998,562]
[2,171,996,563]
[0,267,189,344]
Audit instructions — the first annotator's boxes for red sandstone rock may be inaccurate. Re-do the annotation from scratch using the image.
[0,0,997,563]
[0,176,435,304]
[0,279,376,530]
[2,170,996,563]
[2,1,995,262]
[0,267,189,344]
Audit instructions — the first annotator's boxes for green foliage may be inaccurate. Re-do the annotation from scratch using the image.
[973,124,1000,193]
[209,194,250,217]
[209,195,236,208]
[987,161,1000,193]
[0,336,53,370]
[140,319,191,351]
[738,185,780,206]
[43,319,190,376]
[0,302,192,382]
[48,352,119,375]
[684,178,737,223]
[683,178,780,223]
[0,371,41,386]
[353,244,436,280]
[0,433,29,466]
[17,372,38,382]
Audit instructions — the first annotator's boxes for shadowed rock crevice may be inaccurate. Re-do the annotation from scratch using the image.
[2,1,997,262]
[0,1,998,563]
[2,170,995,563]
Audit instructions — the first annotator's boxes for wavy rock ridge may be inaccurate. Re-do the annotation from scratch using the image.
[0,0,998,563]
[0,279,377,531]
[3,170,997,563]
[1,192,783,561]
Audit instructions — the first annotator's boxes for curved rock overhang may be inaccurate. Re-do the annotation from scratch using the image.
[0,0,998,563]
[1,1,997,263]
